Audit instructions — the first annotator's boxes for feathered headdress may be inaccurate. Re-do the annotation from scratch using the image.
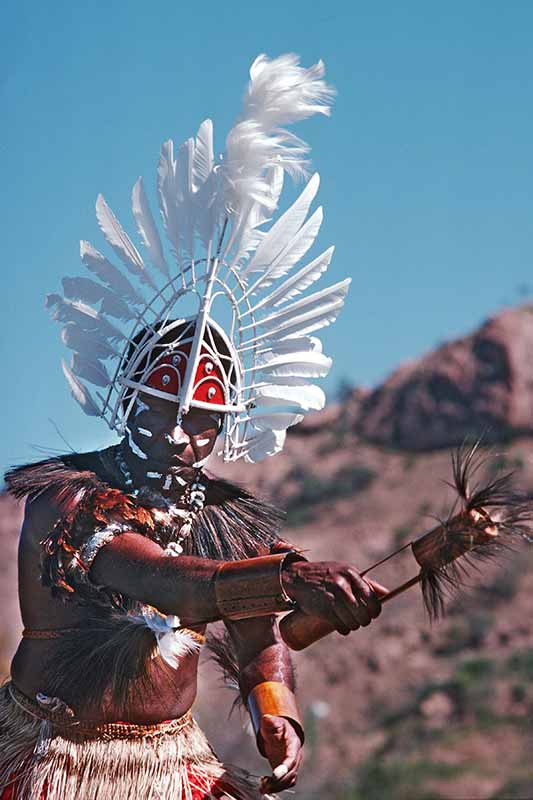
[46,54,349,462]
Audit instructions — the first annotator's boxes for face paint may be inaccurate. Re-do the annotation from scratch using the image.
[196,438,210,447]
[134,400,151,416]
[138,428,153,438]
[127,428,148,460]
[192,455,211,468]
[146,471,162,479]
[165,428,189,446]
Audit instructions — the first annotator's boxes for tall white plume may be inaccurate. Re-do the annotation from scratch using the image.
[220,55,334,261]
[49,53,350,464]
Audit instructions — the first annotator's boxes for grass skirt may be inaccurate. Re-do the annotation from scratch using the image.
[0,683,268,800]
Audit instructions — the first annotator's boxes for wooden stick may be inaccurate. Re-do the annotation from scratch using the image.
[279,571,423,651]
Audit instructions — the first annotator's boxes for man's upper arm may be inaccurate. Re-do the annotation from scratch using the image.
[90,531,167,598]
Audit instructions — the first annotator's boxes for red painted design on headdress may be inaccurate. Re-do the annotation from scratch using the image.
[146,343,226,405]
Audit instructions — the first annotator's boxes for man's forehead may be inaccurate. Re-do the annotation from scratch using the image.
[133,397,222,423]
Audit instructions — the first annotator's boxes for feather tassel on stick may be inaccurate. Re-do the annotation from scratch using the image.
[280,443,533,650]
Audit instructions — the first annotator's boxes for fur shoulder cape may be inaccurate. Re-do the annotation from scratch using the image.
[5,447,284,563]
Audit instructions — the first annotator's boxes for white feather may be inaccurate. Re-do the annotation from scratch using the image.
[269,164,284,209]
[96,195,157,291]
[131,177,169,276]
[61,323,118,360]
[46,294,124,342]
[157,139,182,261]
[243,428,287,463]
[263,301,346,343]
[231,166,284,263]
[249,411,304,431]
[193,119,214,191]
[231,210,266,266]
[71,353,111,388]
[195,171,218,250]
[139,608,202,668]
[192,121,217,249]
[246,375,311,390]
[242,173,320,276]
[61,360,101,417]
[254,247,334,312]
[80,241,144,306]
[223,122,307,221]
[245,54,335,128]
[219,53,334,236]
[256,350,332,379]
[263,206,323,284]
[253,383,326,412]
[175,139,196,258]
[156,628,202,668]
[255,335,323,358]
[244,279,350,339]
[61,277,131,321]
[230,166,284,266]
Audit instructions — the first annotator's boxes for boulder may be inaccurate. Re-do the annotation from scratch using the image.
[354,306,533,450]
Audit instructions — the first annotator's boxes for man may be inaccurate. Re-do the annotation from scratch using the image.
[1,54,385,799]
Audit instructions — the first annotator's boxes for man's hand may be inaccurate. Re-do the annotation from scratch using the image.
[282,560,387,635]
[259,714,303,794]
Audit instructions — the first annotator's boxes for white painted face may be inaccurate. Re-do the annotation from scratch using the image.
[126,395,222,470]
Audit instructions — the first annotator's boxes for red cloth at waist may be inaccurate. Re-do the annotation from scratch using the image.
[1,774,242,800]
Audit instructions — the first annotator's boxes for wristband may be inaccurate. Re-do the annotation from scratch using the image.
[246,681,305,756]
[214,551,306,620]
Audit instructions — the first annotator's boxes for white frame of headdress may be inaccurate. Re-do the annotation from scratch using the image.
[48,54,351,463]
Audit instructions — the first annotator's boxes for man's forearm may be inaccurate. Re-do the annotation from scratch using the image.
[225,617,304,749]
[90,532,299,624]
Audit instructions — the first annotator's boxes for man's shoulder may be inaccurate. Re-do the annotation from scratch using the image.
[4,448,115,503]
[5,450,113,547]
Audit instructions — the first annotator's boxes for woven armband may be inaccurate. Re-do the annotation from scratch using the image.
[214,551,306,620]
[247,681,305,755]
[68,523,126,586]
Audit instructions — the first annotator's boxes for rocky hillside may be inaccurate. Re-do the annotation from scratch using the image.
[334,305,533,451]
[2,306,533,799]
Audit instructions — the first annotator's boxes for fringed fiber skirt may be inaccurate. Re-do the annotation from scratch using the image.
[0,683,270,800]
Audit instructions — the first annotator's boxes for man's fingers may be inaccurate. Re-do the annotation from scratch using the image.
[366,578,390,597]
[260,714,285,738]
[347,571,384,620]
[261,724,303,793]
[331,579,367,631]
[283,736,301,766]
[261,764,299,794]
[321,590,352,634]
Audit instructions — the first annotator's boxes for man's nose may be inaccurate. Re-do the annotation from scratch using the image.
[169,426,190,445]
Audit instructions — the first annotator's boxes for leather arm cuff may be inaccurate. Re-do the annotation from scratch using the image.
[247,681,305,756]
[214,551,307,620]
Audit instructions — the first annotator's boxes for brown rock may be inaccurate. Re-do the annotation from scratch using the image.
[354,305,533,450]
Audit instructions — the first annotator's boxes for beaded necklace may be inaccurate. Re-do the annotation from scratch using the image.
[114,443,207,554]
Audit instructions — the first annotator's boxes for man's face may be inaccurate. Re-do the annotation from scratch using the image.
[127,394,222,470]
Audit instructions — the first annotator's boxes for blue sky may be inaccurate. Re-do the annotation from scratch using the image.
[2,1,533,471]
